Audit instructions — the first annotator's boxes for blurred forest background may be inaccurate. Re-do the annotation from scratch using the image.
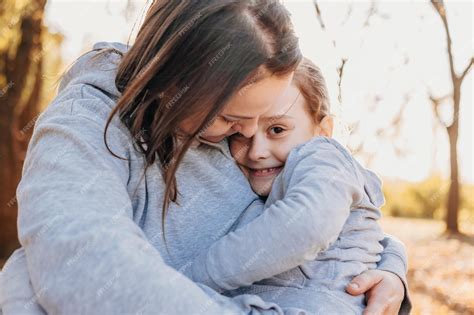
[0,0,472,314]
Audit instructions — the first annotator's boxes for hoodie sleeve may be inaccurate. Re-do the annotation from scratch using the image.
[378,235,412,314]
[13,94,287,315]
[0,248,46,315]
[190,137,368,291]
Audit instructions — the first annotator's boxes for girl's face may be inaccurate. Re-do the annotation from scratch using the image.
[229,83,333,196]
[180,71,294,143]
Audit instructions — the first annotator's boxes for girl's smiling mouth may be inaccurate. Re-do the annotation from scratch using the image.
[247,166,283,177]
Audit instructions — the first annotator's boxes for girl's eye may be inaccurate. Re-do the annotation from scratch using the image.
[269,126,286,135]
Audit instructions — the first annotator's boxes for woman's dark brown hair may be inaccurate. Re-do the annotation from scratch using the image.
[292,57,330,123]
[104,0,302,225]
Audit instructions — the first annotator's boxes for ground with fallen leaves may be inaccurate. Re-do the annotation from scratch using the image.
[1,217,473,314]
[380,217,473,315]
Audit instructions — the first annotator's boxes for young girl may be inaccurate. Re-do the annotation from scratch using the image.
[187,58,397,314]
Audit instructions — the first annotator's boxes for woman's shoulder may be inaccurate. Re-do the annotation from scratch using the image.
[57,41,128,103]
[39,42,133,142]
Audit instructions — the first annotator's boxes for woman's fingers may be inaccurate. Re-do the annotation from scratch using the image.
[347,270,404,315]
[363,300,388,315]
[364,291,402,315]
[346,270,383,295]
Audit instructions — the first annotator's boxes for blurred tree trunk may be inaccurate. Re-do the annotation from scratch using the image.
[0,0,47,257]
[430,0,473,234]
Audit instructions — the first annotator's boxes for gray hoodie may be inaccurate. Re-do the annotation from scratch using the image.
[190,137,389,313]
[0,42,410,315]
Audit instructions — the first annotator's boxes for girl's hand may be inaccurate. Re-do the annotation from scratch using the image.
[346,269,405,315]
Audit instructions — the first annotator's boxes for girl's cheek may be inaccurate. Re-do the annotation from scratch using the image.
[273,141,293,163]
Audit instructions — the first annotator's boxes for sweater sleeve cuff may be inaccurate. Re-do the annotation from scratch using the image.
[377,252,412,314]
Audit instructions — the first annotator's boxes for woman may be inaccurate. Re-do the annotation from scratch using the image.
[0,1,410,314]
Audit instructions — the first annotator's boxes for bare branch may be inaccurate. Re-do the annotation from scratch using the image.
[460,57,473,82]
[428,91,451,127]
[373,94,410,140]
[363,1,390,28]
[431,0,457,84]
[391,95,410,134]
[341,3,353,26]
[336,58,347,104]
[312,0,325,30]
[364,1,377,28]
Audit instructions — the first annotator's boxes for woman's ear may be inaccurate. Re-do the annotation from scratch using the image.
[314,115,334,137]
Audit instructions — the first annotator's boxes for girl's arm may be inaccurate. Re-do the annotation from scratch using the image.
[190,138,369,292]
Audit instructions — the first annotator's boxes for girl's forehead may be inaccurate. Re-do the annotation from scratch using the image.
[224,73,294,116]
[261,84,302,118]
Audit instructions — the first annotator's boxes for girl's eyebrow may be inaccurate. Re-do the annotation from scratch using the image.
[225,92,301,122]
[260,114,294,123]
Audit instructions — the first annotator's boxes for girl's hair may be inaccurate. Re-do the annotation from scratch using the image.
[104,1,302,224]
[292,57,330,123]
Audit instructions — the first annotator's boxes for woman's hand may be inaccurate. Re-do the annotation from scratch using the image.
[346,269,405,315]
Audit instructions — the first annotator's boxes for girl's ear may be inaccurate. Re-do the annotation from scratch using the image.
[314,115,334,137]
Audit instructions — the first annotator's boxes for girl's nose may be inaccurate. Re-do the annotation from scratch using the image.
[247,136,270,161]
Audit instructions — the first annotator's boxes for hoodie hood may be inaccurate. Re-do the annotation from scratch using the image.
[357,162,385,208]
[58,42,130,104]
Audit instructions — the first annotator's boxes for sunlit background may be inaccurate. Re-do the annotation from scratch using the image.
[1,1,473,314]
[43,0,474,184]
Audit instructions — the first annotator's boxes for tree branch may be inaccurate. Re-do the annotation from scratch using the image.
[312,0,325,30]
[431,0,457,84]
[341,3,353,26]
[337,58,347,104]
[428,91,451,127]
[364,1,377,28]
[459,57,473,82]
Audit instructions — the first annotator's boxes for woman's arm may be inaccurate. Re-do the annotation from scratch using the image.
[346,235,411,314]
[14,95,283,315]
[190,138,368,292]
